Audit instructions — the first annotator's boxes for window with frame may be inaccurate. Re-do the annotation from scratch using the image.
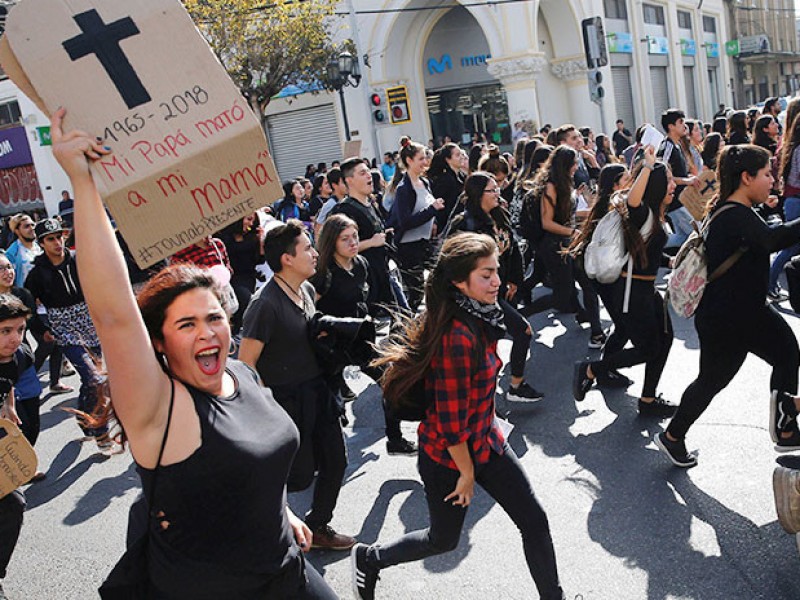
[643,4,665,25]
[604,0,628,20]
[677,10,692,30]
[0,101,21,127]
[702,16,717,33]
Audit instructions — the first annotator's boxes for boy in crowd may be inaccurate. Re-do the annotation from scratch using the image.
[239,220,356,551]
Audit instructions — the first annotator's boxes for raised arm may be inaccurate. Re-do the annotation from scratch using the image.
[625,145,656,209]
[50,109,170,434]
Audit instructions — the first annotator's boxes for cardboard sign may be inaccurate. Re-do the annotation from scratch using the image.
[0,418,37,497]
[342,140,362,161]
[0,0,282,267]
[679,169,717,221]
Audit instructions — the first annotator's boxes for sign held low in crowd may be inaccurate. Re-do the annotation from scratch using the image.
[0,0,282,267]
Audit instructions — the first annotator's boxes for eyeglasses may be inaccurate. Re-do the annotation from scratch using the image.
[0,265,14,273]
[484,188,501,195]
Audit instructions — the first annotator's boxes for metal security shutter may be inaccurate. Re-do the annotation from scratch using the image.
[650,67,670,124]
[266,104,341,181]
[611,67,635,131]
[683,67,698,119]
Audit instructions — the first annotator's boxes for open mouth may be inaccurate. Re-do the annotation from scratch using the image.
[195,347,221,375]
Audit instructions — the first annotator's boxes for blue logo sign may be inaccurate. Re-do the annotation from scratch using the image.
[680,39,696,57]
[427,54,453,75]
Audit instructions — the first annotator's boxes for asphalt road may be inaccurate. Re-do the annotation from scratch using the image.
[6,294,800,599]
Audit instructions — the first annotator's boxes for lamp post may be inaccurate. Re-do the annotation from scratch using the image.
[326,50,361,141]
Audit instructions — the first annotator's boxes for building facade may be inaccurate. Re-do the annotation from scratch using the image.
[264,0,735,180]
[725,0,800,108]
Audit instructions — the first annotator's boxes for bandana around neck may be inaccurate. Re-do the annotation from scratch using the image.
[453,290,506,336]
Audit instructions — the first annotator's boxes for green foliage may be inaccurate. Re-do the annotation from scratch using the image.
[184,0,342,114]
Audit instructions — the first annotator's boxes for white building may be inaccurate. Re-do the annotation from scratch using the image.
[264,0,735,180]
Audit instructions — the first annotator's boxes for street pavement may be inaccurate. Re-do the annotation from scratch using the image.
[6,292,800,599]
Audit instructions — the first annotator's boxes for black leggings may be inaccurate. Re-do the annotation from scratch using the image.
[590,279,673,398]
[526,236,580,315]
[499,298,532,379]
[397,239,432,312]
[667,304,799,440]
[370,446,564,600]
[16,397,40,446]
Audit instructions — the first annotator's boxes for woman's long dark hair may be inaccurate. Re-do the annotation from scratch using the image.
[727,111,749,143]
[752,115,777,154]
[568,163,627,254]
[373,233,497,403]
[718,144,771,206]
[624,161,669,268]
[529,145,577,225]
[701,133,724,170]
[428,143,460,180]
[315,214,358,288]
[468,144,485,174]
[312,174,329,199]
[595,134,613,163]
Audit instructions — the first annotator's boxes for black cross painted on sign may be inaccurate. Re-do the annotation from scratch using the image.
[700,179,717,196]
[62,9,151,109]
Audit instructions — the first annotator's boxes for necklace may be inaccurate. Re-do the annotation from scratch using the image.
[274,274,307,310]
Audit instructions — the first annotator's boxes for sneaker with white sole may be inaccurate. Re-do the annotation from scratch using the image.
[351,543,379,600]
[588,332,607,349]
[507,382,544,402]
[654,432,697,468]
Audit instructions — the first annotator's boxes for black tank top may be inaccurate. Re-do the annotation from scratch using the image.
[136,360,301,598]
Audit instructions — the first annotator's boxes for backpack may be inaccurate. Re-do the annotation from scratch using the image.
[584,207,654,285]
[667,203,746,318]
[519,189,545,245]
[382,376,431,422]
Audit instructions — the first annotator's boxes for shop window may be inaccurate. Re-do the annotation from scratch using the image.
[643,4,665,25]
[0,101,21,127]
[677,11,692,30]
[702,16,716,34]
[603,0,627,20]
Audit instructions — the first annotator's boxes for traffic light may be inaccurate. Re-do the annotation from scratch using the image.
[588,68,604,105]
[370,91,385,123]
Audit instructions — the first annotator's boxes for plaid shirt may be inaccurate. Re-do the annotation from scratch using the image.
[171,238,231,271]
[418,318,505,470]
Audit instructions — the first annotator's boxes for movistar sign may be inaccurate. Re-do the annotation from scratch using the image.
[428,54,453,74]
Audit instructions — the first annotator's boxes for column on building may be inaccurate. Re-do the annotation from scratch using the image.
[548,57,603,131]
[485,53,547,133]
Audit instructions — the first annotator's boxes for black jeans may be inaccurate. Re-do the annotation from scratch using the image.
[16,396,40,446]
[590,279,673,398]
[667,304,799,440]
[369,445,564,600]
[593,280,628,356]
[397,239,432,312]
[499,298,532,379]
[271,377,347,531]
[0,490,24,579]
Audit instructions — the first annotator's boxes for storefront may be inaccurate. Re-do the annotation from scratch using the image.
[422,7,510,148]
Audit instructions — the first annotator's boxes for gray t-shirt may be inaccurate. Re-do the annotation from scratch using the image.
[241,278,321,386]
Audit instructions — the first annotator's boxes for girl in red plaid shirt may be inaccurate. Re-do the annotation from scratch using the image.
[351,233,564,599]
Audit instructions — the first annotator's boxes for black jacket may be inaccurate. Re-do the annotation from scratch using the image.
[447,206,524,291]
[24,251,86,309]
[389,173,438,243]
[430,167,464,233]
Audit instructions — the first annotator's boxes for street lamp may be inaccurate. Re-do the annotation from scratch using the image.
[326,50,361,141]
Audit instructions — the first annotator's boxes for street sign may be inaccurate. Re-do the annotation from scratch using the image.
[725,40,740,56]
[386,85,411,124]
[36,126,51,146]
[581,17,608,69]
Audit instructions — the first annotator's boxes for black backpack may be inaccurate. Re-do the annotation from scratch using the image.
[519,189,544,245]
[382,375,431,422]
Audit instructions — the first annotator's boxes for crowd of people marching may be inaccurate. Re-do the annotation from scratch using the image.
[0,97,799,598]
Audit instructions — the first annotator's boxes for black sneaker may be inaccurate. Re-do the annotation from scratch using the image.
[588,332,607,349]
[770,390,798,444]
[768,287,789,302]
[572,361,593,402]
[776,427,800,453]
[654,432,697,468]
[386,437,417,456]
[638,395,677,418]
[596,369,632,389]
[507,382,544,402]
[351,543,379,600]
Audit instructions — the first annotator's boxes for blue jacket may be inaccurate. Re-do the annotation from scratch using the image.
[387,173,437,243]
